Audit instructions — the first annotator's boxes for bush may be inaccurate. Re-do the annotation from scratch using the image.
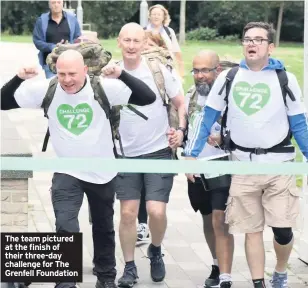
[214,34,240,42]
[223,34,240,41]
[186,27,218,41]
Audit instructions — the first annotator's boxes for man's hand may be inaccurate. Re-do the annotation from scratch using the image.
[208,134,222,147]
[101,64,122,79]
[185,156,196,183]
[17,67,39,80]
[167,127,184,148]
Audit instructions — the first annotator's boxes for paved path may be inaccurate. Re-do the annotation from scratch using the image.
[1,42,308,287]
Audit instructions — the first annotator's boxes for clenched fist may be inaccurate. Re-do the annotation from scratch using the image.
[101,64,122,79]
[17,67,39,80]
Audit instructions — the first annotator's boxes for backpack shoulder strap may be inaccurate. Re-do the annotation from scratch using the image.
[218,66,239,103]
[144,55,167,104]
[41,77,58,152]
[276,69,296,106]
[187,85,197,118]
[90,75,111,119]
[90,75,123,156]
[163,26,172,41]
[41,77,58,118]
[219,66,239,137]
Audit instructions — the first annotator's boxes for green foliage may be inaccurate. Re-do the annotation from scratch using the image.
[223,34,240,41]
[186,27,239,42]
[82,1,139,39]
[1,1,46,35]
[186,27,218,41]
[0,0,304,42]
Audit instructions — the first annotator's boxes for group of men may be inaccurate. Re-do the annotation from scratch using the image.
[1,2,308,288]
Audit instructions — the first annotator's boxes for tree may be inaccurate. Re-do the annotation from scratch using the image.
[275,1,285,47]
[179,0,186,44]
[82,1,139,38]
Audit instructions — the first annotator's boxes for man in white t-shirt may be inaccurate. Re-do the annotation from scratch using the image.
[114,23,186,288]
[184,22,308,288]
[184,50,235,288]
[1,50,156,288]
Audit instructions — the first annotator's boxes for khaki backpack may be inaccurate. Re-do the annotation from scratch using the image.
[142,47,179,129]
[46,41,112,75]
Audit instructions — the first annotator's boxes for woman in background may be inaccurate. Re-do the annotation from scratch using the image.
[145,4,185,81]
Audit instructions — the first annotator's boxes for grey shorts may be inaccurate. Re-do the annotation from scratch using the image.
[115,148,174,203]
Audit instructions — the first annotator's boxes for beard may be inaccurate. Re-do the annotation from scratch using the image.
[195,82,212,96]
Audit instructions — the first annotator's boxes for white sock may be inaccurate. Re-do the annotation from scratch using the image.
[275,270,287,275]
[219,273,232,283]
[213,259,219,266]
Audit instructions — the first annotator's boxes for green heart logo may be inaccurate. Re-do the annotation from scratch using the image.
[57,103,93,135]
[233,82,270,116]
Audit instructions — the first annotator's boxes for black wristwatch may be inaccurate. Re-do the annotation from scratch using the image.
[177,127,186,134]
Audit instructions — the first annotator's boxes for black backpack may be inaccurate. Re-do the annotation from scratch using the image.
[218,66,296,157]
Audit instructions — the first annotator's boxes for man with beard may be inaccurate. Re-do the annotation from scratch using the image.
[184,50,234,288]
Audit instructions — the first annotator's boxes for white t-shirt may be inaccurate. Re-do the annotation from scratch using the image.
[206,68,305,162]
[14,74,132,184]
[115,57,180,157]
[185,88,228,178]
[185,89,226,160]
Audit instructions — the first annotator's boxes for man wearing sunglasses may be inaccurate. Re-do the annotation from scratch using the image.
[184,22,308,288]
[184,50,235,288]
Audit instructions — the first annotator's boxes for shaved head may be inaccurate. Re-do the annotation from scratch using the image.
[192,50,221,96]
[193,50,220,68]
[57,49,85,68]
[119,22,145,39]
[56,50,88,94]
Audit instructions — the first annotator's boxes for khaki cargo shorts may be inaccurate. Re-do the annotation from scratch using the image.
[225,174,300,234]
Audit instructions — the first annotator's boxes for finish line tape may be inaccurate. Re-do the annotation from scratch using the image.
[1,157,307,175]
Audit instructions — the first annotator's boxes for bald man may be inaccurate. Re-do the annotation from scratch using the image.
[1,49,156,288]
[33,0,81,79]
[183,50,234,288]
[114,22,185,287]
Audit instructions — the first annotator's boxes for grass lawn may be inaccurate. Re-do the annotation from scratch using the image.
[1,34,305,186]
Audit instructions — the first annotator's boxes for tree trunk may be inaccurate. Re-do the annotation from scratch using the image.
[275,1,284,47]
[264,2,270,23]
[179,0,186,44]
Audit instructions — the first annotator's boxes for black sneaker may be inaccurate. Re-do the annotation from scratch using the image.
[147,245,166,282]
[220,281,232,288]
[118,266,138,287]
[96,280,117,288]
[204,265,220,287]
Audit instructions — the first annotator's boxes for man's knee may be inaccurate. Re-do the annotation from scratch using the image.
[120,200,139,226]
[272,227,293,245]
[147,201,166,220]
[212,210,228,235]
[56,212,79,233]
